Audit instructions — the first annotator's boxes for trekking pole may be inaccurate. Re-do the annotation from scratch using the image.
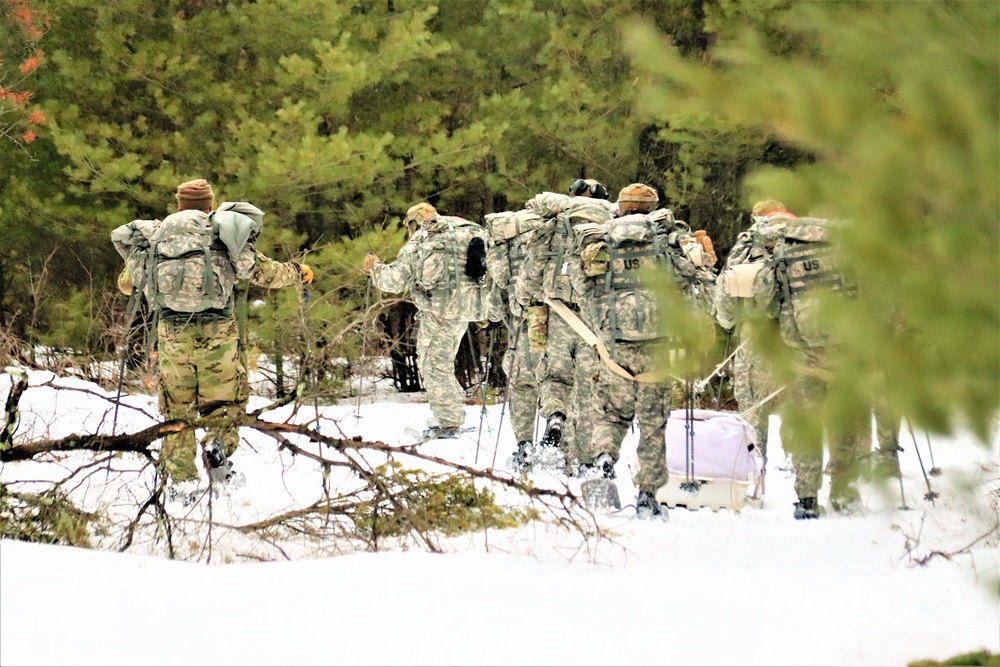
[354,275,372,421]
[680,378,702,492]
[925,432,941,476]
[893,444,909,511]
[906,422,939,503]
[713,329,733,409]
[491,318,522,469]
[112,275,148,436]
[111,288,138,436]
[465,326,489,457]
[473,323,497,464]
[300,280,322,435]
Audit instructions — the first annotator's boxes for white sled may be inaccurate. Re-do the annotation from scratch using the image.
[655,409,764,512]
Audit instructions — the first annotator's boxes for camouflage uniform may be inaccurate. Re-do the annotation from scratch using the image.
[587,339,671,493]
[750,213,868,511]
[533,309,600,462]
[512,193,615,465]
[370,213,500,430]
[500,319,540,445]
[575,208,712,494]
[780,348,868,503]
[485,212,542,445]
[713,220,782,460]
[116,218,303,484]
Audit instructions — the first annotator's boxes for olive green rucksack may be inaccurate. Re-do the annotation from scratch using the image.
[751,217,855,349]
[111,202,263,315]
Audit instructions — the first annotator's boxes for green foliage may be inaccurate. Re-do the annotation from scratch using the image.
[909,651,999,667]
[627,1,1000,442]
[0,482,96,547]
[353,462,533,541]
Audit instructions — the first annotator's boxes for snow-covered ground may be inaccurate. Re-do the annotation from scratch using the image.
[1,368,997,666]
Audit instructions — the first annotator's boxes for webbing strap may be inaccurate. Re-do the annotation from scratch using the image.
[544,298,661,384]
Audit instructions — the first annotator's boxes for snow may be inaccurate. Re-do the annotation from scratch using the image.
[1,368,998,667]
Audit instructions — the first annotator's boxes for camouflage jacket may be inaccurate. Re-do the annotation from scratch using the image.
[370,215,502,322]
[570,210,716,345]
[713,216,779,332]
[114,206,301,312]
[512,194,617,314]
[749,215,852,349]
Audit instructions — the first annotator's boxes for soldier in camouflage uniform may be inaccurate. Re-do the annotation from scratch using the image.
[575,184,718,518]
[365,203,501,438]
[713,200,788,462]
[511,180,613,472]
[749,206,869,519]
[484,210,544,464]
[113,179,313,493]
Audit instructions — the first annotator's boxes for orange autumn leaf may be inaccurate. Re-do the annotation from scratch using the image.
[19,56,39,74]
[21,129,36,143]
[26,109,45,125]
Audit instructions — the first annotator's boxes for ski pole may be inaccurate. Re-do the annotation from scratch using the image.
[925,432,941,476]
[491,318,523,469]
[465,326,489,460]
[907,422,938,503]
[112,273,148,436]
[300,280,322,435]
[354,274,372,421]
[713,328,733,408]
[474,323,497,464]
[894,444,909,510]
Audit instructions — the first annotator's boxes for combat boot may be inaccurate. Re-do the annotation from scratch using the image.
[636,490,668,521]
[510,441,534,473]
[793,496,822,520]
[540,412,565,448]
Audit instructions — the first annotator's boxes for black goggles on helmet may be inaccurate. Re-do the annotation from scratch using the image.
[568,179,608,199]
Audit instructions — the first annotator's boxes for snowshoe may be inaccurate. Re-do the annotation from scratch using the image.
[636,490,668,521]
[404,425,473,443]
[579,453,620,511]
[508,441,534,473]
[203,440,227,469]
[793,496,823,520]
[581,478,621,511]
[167,480,203,508]
[539,412,565,448]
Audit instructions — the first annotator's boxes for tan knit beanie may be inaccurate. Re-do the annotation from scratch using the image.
[175,179,215,211]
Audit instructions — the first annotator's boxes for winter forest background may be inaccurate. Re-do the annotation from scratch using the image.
[0,2,998,665]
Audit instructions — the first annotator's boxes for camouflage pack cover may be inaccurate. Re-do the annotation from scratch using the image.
[574,211,717,344]
[540,201,616,303]
[750,217,852,349]
[484,210,545,290]
[405,215,501,321]
[111,206,260,314]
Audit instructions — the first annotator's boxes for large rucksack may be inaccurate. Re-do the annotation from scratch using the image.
[483,209,546,292]
[524,194,617,305]
[111,202,262,315]
[750,216,854,349]
[576,210,716,347]
[410,215,501,322]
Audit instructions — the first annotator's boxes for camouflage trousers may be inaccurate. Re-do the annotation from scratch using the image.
[780,347,868,500]
[157,317,248,484]
[501,319,540,444]
[535,304,599,463]
[733,345,779,461]
[589,340,672,494]
[416,311,468,429]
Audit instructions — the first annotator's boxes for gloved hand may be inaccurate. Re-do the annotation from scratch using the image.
[693,230,717,267]
[362,252,379,273]
[298,263,314,284]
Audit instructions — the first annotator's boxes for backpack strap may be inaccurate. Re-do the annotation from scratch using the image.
[544,298,665,384]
